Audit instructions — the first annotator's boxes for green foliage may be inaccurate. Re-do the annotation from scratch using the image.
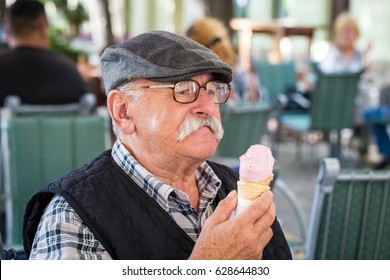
[42,0,89,61]
[49,27,86,62]
[64,2,88,35]
[43,0,88,38]
[41,0,67,10]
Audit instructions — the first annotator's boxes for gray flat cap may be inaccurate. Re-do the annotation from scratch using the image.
[100,30,232,94]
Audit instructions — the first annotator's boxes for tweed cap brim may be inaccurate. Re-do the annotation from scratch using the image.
[100,30,232,94]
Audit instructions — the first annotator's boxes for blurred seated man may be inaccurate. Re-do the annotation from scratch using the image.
[23,30,292,260]
[0,0,89,106]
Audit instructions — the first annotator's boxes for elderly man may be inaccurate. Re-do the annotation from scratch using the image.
[23,31,292,260]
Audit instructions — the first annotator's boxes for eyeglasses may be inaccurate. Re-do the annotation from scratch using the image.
[119,80,231,104]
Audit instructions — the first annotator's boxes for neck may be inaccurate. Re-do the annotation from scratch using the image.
[9,36,49,49]
[147,160,201,212]
[155,167,200,212]
[125,142,202,211]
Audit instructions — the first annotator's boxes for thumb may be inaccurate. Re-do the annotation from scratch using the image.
[207,190,237,226]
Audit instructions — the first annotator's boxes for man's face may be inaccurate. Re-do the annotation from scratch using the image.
[127,73,224,163]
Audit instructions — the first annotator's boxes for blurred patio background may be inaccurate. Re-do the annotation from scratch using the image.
[1,0,389,83]
[1,0,390,259]
[2,0,389,108]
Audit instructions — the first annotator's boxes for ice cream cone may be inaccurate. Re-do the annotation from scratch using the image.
[230,144,274,217]
[237,176,272,201]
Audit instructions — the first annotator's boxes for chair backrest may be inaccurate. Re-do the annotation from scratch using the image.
[3,93,97,116]
[310,71,361,131]
[306,158,390,259]
[216,102,272,158]
[0,95,109,246]
[252,60,297,103]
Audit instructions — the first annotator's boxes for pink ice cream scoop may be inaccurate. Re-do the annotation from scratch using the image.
[239,144,274,182]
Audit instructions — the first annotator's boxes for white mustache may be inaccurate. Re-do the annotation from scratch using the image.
[177,116,224,142]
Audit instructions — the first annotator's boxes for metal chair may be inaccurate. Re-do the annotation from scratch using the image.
[0,94,110,247]
[279,71,362,163]
[272,177,307,258]
[305,158,390,259]
[252,60,297,105]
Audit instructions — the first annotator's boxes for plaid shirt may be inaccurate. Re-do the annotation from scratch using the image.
[30,139,222,260]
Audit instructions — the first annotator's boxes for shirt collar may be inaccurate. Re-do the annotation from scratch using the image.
[111,139,222,212]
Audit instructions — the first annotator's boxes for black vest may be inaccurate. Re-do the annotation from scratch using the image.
[23,150,292,260]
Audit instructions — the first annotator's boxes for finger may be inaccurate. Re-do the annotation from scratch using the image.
[205,190,237,227]
[253,201,276,232]
[236,190,273,223]
[256,227,274,259]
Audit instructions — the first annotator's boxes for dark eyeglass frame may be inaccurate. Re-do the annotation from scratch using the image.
[119,80,231,104]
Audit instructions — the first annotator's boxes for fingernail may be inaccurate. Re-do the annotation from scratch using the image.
[227,190,237,197]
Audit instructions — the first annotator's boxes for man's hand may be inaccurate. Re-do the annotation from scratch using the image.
[189,190,275,259]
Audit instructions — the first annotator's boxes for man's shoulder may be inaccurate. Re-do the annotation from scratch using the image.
[0,47,64,69]
[2,47,74,65]
[46,150,117,192]
[32,48,77,68]
[0,48,15,60]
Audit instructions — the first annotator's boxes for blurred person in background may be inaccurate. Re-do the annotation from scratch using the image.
[319,12,371,74]
[186,17,264,104]
[363,85,390,169]
[0,0,90,106]
[319,12,375,157]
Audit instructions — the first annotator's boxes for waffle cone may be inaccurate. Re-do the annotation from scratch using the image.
[237,176,272,201]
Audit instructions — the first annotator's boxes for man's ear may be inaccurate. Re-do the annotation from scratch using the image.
[107,90,136,135]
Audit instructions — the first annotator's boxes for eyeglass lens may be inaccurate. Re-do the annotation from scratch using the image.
[173,80,229,104]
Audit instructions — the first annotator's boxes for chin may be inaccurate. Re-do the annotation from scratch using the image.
[181,137,219,158]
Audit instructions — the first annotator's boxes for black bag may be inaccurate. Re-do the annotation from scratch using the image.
[284,87,311,112]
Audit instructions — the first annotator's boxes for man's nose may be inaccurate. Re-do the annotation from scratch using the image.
[191,87,218,117]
